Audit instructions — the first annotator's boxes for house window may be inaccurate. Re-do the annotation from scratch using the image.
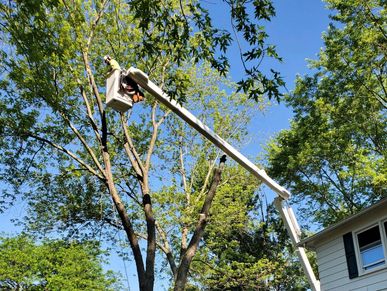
[344,218,387,279]
[356,224,386,271]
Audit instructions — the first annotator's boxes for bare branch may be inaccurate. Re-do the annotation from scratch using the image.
[77,78,102,143]
[102,151,146,287]
[116,182,142,206]
[145,103,160,172]
[180,226,188,260]
[82,52,105,116]
[178,134,190,259]
[60,113,105,175]
[157,109,171,127]
[136,231,171,255]
[179,135,189,200]
[120,114,145,179]
[86,0,109,50]
[26,133,105,181]
[156,221,178,277]
[195,153,220,204]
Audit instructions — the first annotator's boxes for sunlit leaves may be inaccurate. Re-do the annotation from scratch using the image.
[267,0,386,227]
[0,235,121,290]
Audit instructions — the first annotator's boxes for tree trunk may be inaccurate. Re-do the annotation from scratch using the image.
[101,114,147,289]
[174,155,226,290]
[104,156,147,289]
[143,192,156,290]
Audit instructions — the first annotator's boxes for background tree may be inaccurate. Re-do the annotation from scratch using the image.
[266,0,386,227]
[0,235,121,290]
[188,169,309,290]
[0,0,289,288]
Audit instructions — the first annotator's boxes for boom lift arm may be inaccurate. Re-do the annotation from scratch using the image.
[107,67,320,290]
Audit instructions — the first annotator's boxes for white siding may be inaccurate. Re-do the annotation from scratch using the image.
[316,236,348,290]
[315,237,387,290]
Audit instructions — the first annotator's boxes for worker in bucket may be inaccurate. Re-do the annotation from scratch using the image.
[104,55,144,103]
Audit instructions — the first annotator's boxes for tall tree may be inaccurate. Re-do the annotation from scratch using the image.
[266,0,386,227]
[0,0,285,288]
[0,235,121,290]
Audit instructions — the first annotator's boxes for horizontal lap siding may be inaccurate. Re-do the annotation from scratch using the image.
[318,248,347,270]
[319,260,347,280]
[365,280,387,291]
[323,276,351,290]
[316,237,351,290]
[321,262,387,290]
[320,266,349,283]
[318,237,345,259]
[321,271,349,290]
[346,270,387,290]
[316,235,387,290]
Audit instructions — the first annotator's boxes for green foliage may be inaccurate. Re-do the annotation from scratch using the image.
[0,0,300,289]
[266,0,386,226]
[191,177,309,290]
[126,0,284,102]
[0,235,121,290]
[0,0,281,216]
[25,174,112,239]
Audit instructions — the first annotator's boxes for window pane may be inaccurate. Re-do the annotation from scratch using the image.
[357,225,385,270]
[358,225,380,248]
[361,244,385,269]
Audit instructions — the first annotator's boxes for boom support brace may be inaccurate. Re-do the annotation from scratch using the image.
[125,67,320,290]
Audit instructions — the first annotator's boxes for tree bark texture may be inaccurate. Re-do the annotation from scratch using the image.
[102,137,147,289]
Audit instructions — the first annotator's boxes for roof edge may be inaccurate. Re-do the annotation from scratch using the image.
[298,197,387,249]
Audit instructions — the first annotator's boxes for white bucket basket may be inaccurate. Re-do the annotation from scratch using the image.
[106,69,133,112]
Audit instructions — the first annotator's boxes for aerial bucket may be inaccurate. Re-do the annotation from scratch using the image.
[106,69,133,112]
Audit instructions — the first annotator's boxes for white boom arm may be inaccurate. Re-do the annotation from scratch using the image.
[124,67,320,291]
[127,68,290,198]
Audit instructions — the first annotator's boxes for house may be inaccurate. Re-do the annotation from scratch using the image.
[299,198,387,291]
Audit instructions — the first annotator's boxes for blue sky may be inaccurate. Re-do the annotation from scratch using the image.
[0,1,331,290]
[199,0,332,159]
[244,0,331,153]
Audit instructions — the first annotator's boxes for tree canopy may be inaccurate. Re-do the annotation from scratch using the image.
[0,235,121,290]
[0,0,293,289]
[266,0,386,227]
